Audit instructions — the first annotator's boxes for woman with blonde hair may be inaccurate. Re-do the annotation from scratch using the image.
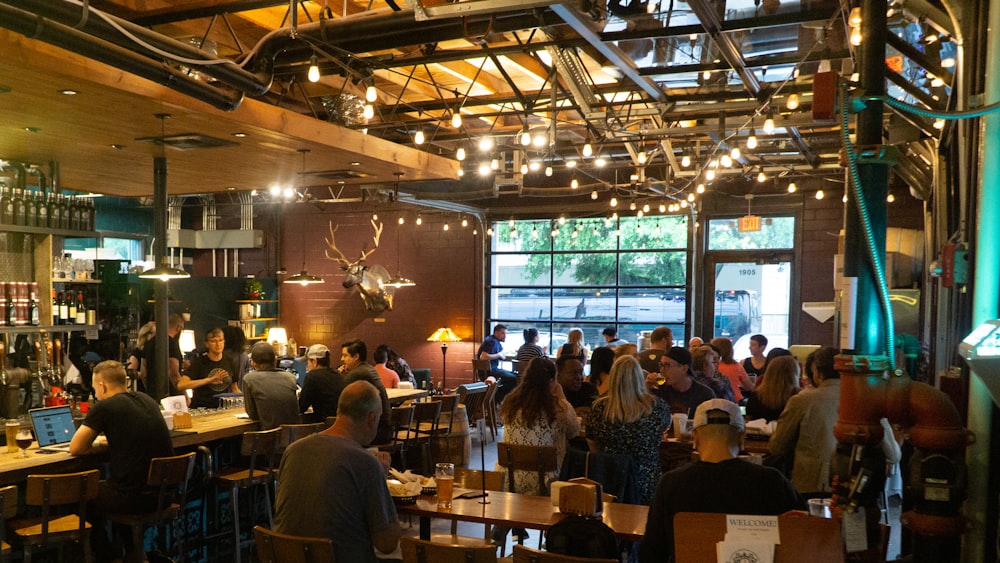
[557,327,589,365]
[585,355,671,504]
[745,355,800,422]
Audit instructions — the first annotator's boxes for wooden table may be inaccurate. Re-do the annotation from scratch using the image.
[396,489,648,542]
[387,388,429,405]
[0,408,258,484]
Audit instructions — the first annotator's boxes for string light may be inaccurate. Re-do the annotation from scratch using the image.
[659,203,666,213]
[757,169,767,183]
[642,203,650,213]
[490,159,499,170]
[456,147,466,161]
[787,182,797,193]
[398,216,405,225]
[363,104,374,120]
[478,137,493,151]
[786,93,800,110]
[307,55,321,82]
[520,163,528,174]
[746,129,758,150]
[545,166,553,177]
[637,151,647,165]
[595,157,607,167]
[591,190,598,200]
[443,223,449,231]
[681,155,691,167]
[696,184,705,194]
[571,178,579,189]
[451,112,462,128]
[566,160,577,168]
[582,143,593,157]
[730,147,741,160]
[478,163,490,175]
[462,218,468,227]
[414,129,425,145]
[610,197,618,207]
[887,193,895,203]
[849,7,862,26]
[416,215,423,225]
[558,216,566,225]
[705,169,716,181]
[720,154,732,168]
[520,130,531,146]
[486,227,493,236]
[850,27,862,46]
[366,85,378,103]
[815,190,825,200]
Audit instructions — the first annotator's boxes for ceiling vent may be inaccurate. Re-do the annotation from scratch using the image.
[135,133,239,150]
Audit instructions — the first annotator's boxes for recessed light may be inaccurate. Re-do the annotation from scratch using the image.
[110,144,125,150]
[232,132,248,138]
[23,127,39,133]
[58,89,79,96]
[350,162,361,166]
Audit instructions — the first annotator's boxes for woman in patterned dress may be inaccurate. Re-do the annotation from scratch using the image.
[585,355,671,504]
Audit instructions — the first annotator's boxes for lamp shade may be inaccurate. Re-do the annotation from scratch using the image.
[427,327,461,343]
[267,327,288,345]
[284,270,324,285]
[178,329,197,354]
[139,257,190,281]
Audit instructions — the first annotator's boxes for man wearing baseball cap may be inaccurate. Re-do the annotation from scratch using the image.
[298,343,347,423]
[649,346,716,418]
[639,399,804,563]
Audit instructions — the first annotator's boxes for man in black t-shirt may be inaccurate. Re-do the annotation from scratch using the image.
[299,343,347,423]
[178,328,239,409]
[140,313,185,400]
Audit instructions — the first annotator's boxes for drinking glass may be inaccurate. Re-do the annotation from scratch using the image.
[5,420,20,454]
[435,462,455,509]
[15,428,33,458]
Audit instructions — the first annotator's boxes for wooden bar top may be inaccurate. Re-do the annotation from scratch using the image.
[387,388,429,404]
[396,488,648,541]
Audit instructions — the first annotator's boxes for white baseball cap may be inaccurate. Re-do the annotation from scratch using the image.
[692,399,745,432]
[305,344,330,359]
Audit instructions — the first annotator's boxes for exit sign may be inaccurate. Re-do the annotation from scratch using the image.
[738,215,762,232]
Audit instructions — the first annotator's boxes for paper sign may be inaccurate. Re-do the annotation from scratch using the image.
[842,507,868,553]
[717,540,774,563]
[724,514,781,545]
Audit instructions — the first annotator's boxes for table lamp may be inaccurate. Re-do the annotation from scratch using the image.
[267,327,288,357]
[427,327,461,390]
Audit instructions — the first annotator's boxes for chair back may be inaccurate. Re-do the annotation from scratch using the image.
[495,443,558,495]
[454,468,505,492]
[392,405,415,442]
[459,384,489,431]
[147,451,197,514]
[412,368,432,390]
[401,536,497,563]
[240,427,283,480]
[471,359,492,381]
[24,469,100,542]
[0,484,17,547]
[436,393,461,433]
[280,423,326,446]
[410,400,442,439]
[510,360,524,375]
[253,525,335,563]
[512,544,618,563]
[325,416,337,428]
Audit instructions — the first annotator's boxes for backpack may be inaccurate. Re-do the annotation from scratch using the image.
[545,514,620,559]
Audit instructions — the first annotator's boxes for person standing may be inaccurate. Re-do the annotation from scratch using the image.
[298,344,347,423]
[243,342,300,430]
[639,399,804,562]
[70,360,175,560]
[477,324,518,404]
[140,313,184,400]
[373,346,400,389]
[274,380,402,563]
[127,321,155,391]
[638,326,673,374]
[178,328,239,409]
[601,327,629,348]
[340,339,392,444]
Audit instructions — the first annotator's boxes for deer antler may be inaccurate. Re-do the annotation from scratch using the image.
[324,222,352,265]
[357,219,383,262]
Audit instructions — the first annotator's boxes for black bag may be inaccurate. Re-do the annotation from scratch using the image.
[545,514,619,559]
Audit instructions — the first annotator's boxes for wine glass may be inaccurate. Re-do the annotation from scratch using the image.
[15,428,33,458]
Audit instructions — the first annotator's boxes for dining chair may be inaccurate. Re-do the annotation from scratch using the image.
[0,484,18,562]
[495,443,559,554]
[432,391,465,463]
[511,544,618,563]
[471,359,492,383]
[482,382,500,441]
[10,469,100,563]
[106,451,198,563]
[279,422,326,448]
[459,383,490,445]
[214,427,283,563]
[401,536,497,563]
[374,404,414,468]
[253,525,335,563]
[405,400,442,474]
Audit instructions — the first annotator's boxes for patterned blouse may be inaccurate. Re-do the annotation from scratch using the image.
[499,400,580,495]
[585,397,671,504]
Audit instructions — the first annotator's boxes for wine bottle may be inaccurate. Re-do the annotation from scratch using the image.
[47,192,60,229]
[29,288,39,326]
[51,289,60,325]
[75,291,86,325]
[67,290,77,325]
[59,291,69,325]
[5,285,16,328]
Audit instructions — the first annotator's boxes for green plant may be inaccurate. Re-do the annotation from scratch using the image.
[244,278,264,299]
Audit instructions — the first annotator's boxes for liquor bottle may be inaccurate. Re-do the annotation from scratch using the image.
[37,192,48,228]
[0,186,11,225]
[70,196,82,231]
[58,291,69,325]
[58,194,70,230]
[86,198,96,231]
[75,291,86,325]
[5,286,16,328]
[47,192,60,229]
[11,187,24,226]
[51,289,60,325]
[24,190,37,228]
[67,290,77,325]
[28,288,39,326]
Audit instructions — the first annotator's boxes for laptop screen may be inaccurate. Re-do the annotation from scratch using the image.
[29,406,77,447]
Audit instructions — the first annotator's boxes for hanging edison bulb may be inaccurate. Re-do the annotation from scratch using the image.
[582,143,593,157]
[787,182,797,193]
[366,85,378,103]
[681,155,691,167]
[610,197,618,207]
[746,129,758,150]
[730,147,741,160]
[637,151,647,165]
[571,178,579,189]
[451,112,462,128]
[456,147,466,161]
[462,218,468,227]
[307,55,321,83]
[659,203,666,213]
[705,169,716,181]
[363,104,374,120]
[720,154,732,168]
[696,184,706,194]
[520,130,532,146]
[414,129,425,145]
[815,190,825,200]
[786,93,800,110]
[591,190,598,200]
[757,169,767,183]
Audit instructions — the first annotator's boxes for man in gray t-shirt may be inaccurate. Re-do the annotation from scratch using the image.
[274,380,400,562]
[243,342,300,430]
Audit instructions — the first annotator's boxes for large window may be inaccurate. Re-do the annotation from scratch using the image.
[489,215,690,355]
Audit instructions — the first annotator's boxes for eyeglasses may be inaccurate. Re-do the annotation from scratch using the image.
[659,361,682,370]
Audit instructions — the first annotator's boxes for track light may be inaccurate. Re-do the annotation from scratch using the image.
[307,55,320,83]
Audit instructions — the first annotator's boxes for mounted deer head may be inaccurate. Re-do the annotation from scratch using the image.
[325,218,394,312]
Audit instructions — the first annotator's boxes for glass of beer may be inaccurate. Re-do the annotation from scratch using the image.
[5,420,20,454]
[15,427,33,458]
[435,462,455,509]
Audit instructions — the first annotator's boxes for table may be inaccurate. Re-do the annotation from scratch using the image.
[396,488,648,542]
[387,388,429,405]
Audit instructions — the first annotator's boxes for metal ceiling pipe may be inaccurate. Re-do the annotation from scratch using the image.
[0,0,272,96]
[0,3,244,111]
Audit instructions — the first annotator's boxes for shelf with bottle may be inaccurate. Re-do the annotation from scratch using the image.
[0,183,97,234]
[49,286,96,327]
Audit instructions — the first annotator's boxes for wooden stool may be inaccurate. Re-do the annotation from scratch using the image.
[214,428,282,563]
[10,469,100,563]
[0,485,18,562]
[253,525,334,563]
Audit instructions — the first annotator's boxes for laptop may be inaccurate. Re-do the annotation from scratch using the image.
[29,406,77,452]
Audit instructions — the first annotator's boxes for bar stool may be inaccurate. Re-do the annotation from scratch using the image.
[10,469,100,563]
[253,525,334,563]
[214,427,282,563]
[279,422,325,449]
[106,451,198,563]
[0,484,17,562]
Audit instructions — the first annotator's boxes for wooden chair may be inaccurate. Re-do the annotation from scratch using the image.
[375,405,414,468]
[482,382,500,441]
[253,525,335,563]
[214,427,283,563]
[11,469,100,563]
[459,383,490,445]
[324,416,337,429]
[401,536,497,563]
[433,391,465,462]
[279,422,325,447]
[510,360,524,375]
[405,400,442,474]
[495,443,558,554]
[472,359,492,382]
[0,484,18,562]
[106,451,198,563]
[512,544,618,563]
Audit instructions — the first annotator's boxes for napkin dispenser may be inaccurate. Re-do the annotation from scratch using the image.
[550,478,603,516]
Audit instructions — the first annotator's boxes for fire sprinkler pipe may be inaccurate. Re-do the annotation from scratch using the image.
[834,354,973,562]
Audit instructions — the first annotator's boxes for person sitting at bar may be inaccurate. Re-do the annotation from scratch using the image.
[477,324,518,404]
[70,360,175,561]
[639,399,804,563]
[373,346,400,389]
[298,344,346,423]
[274,380,401,563]
[243,341,300,430]
[648,347,714,418]
[177,328,239,409]
[340,339,392,444]
[638,326,673,374]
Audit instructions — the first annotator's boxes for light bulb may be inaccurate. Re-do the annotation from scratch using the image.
[414,129,425,145]
[531,227,539,239]
[591,190,598,200]
[283,187,296,199]
[398,217,405,225]
[637,210,644,218]
[582,143,593,157]
[815,190,825,200]
[451,113,462,128]
[571,178,579,189]
[529,160,541,172]
[681,155,691,167]
[416,216,423,225]
[269,183,282,197]
[697,184,705,193]
[490,159,499,170]
[372,213,379,221]
[757,170,767,183]
[363,104,374,120]
[659,203,666,213]
[478,163,490,176]
[642,203,650,213]
[851,27,862,46]
[462,218,468,227]
[545,166,553,177]
[532,134,547,148]
[443,223,449,231]
[457,168,464,177]
[786,93,800,110]
[720,154,732,168]
[763,117,775,134]
[702,70,711,80]
[788,182,797,193]
[933,119,945,129]
[478,137,493,151]
[520,131,531,146]
[558,216,566,225]
[746,130,758,150]
[887,193,895,203]
[705,169,716,181]
[610,197,618,207]
[307,56,320,82]
[595,157,607,167]
[566,160,577,168]
[366,85,377,103]
[687,194,695,202]
[520,163,528,174]
[849,7,862,26]
[637,151,647,165]
[730,147,741,160]
[456,147,466,161]
[486,227,493,236]
[629,201,637,211]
